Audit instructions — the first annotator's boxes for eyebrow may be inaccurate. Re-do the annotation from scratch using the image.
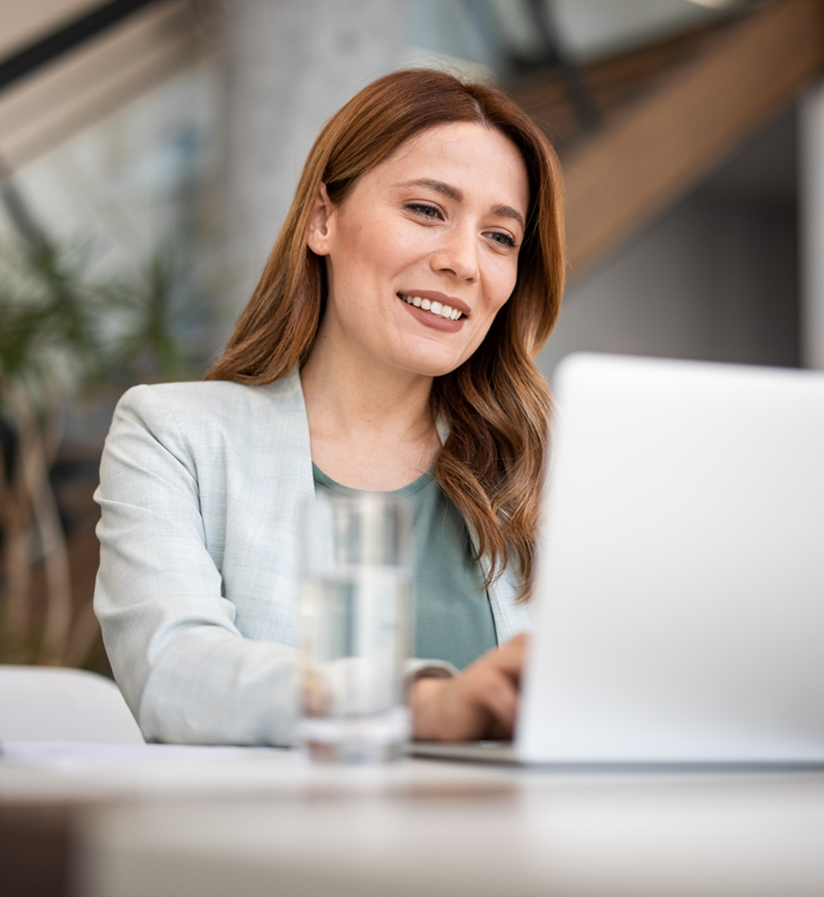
[401,178,525,230]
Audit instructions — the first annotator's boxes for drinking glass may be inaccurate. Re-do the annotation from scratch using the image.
[297,493,412,762]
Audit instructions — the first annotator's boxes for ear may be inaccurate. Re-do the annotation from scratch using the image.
[306,183,334,256]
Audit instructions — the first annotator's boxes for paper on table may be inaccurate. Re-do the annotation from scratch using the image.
[0,740,289,770]
[0,740,307,801]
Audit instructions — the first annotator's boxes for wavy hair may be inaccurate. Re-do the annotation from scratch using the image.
[207,68,565,601]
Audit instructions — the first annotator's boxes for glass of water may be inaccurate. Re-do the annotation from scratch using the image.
[297,493,413,762]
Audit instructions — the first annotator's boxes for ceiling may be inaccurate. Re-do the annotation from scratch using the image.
[0,0,100,58]
[490,0,750,62]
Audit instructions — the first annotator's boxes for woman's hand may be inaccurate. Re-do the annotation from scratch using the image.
[409,633,528,742]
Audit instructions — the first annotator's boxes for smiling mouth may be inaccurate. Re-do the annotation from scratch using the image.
[398,293,464,321]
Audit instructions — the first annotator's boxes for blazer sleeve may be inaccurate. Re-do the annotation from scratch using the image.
[94,385,298,746]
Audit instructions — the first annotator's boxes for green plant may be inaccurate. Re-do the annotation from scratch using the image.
[1,228,206,667]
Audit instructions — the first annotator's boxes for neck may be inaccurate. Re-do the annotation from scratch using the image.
[300,342,440,491]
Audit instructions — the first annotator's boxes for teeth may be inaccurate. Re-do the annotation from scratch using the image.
[399,293,464,320]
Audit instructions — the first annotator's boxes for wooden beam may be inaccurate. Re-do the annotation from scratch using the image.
[561,0,824,279]
[512,19,728,150]
[0,0,211,173]
[0,0,100,60]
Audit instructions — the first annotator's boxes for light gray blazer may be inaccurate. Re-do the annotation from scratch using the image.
[94,369,532,745]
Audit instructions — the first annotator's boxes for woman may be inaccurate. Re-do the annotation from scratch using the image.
[94,68,565,745]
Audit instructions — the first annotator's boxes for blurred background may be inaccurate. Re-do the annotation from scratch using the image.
[1,0,823,671]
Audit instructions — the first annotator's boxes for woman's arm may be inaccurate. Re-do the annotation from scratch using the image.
[95,382,307,746]
[408,634,527,741]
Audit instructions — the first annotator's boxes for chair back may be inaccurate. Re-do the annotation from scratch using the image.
[0,665,144,743]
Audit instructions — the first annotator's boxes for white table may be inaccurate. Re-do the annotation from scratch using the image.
[2,743,823,897]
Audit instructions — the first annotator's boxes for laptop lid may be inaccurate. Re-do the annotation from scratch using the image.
[516,352,824,765]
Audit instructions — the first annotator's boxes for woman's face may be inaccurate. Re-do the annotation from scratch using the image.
[307,121,530,381]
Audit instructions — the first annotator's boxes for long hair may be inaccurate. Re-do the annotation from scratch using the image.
[207,68,565,601]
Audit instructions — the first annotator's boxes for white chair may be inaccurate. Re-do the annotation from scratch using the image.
[0,665,144,743]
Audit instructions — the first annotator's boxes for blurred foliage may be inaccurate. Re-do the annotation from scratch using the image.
[1,239,101,405]
[1,228,209,668]
[1,237,205,398]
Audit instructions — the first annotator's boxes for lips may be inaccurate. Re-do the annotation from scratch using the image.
[397,294,466,333]
[397,292,470,321]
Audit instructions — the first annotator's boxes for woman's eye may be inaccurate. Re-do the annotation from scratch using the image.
[406,203,441,220]
[487,231,517,249]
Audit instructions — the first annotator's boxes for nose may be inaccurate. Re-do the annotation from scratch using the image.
[431,225,479,282]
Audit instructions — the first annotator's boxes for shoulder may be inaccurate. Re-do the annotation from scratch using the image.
[118,370,303,421]
[115,370,302,430]
[108,369,309,459]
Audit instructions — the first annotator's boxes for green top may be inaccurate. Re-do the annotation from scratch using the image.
[312,464,498,670]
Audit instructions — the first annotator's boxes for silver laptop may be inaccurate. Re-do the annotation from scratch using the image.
[414,352,824,766]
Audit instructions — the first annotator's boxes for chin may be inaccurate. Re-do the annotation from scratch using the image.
[402,352,467,379]
[389,332,481,380]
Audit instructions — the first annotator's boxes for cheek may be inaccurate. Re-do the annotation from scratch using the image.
[487,261,520,312]
[343,219,409,279]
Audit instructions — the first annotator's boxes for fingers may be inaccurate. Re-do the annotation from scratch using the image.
[482,631,527,683]
[411,633,530,742]
[468,667,518,738]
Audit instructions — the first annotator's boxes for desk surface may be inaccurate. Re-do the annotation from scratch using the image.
[2,743,824,897]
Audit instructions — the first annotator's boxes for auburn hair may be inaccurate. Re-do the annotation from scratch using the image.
[207,68,565,601]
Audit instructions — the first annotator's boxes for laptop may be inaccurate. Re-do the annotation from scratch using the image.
[413,352,824,767]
